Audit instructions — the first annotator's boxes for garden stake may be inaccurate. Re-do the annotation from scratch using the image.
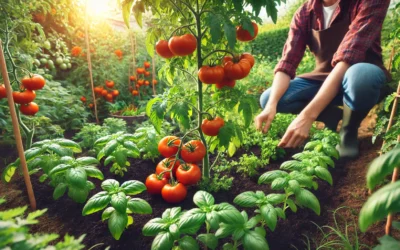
[152,54,156,95]
[0,41,36,210]
[85,0,99,124]
[384,81,400,236]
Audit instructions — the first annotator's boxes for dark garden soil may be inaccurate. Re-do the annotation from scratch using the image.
[0,115,398,250]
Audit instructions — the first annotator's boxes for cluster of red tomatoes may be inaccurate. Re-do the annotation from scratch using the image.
[129,61,157,96]
[0,74,46,116]
[155,33,197,59]
[91,80,119,105]
[145,116,224,203]
[145,136,206,203]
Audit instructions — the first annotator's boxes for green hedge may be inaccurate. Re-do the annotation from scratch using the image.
[246,27,289,61]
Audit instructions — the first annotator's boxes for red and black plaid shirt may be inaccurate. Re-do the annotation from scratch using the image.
[275,0,390,79]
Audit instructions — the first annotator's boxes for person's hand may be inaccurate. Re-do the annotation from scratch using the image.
[254,105,277,133]
[278,113,314,148]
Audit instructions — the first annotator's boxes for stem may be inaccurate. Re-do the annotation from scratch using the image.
[169,23,196,39]
[169,0,196,34]
[175,67,198,83]
[200,0,210,13]
[210,151,222,170]
[202,49,235,63]
[195,11,210,180]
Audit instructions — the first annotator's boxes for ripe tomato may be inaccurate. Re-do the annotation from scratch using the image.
[106,80,115,88]
[19,102,39,116]
[112,90,119,97]
[161,183,187,203]
[152,79,158,85]
[94,86,103,94]
[155,157,181,179]
[144,62,151,68]
[168,34,197,56]
[80,96,86,102]
[89,103,94,109]
[198,65,225,84]
[145,174,168,195]
[236,21,259,42]
[158,136,181,158]
[136,68,145,74]
[101,89,108,97]
[130,75,136,81]
[144,71,151,77]
[132,90,139,96]
[0,85,6,98]
[105,93,113,101]
[144,80,150,86]
[240,53,255,68]
[176,163,201,185]
[201,117,225,136]
[135,84,140,89]
[21,74,46,90]
[181,140,206,163]
[223,60,251,80]
[216,77,236,89]
[13,90,36,104]
[156,40,174,59]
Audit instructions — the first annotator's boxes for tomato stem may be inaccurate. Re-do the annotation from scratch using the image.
[202,49,235,63]
[169,23,196,39]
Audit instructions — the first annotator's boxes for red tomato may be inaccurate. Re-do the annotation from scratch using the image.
[80,96,86,102]
[0,85,6,98]
[161,183,187,203]
[112,90,119,97]
[94,86,103,94]
[168,34,197,56]
[12,90,36,104]
[132,90,139,96]
[105,93,113,102]
[152,79,158,85]
[181,140,206,163]
[158,136,181,158]
[156,40,174,59]
[137,68,145,74]
[130,75,136,81]
[89,103,94,109]
[240,53,255,68]
[216,77,236,89]
[101,89,108,97]
[138,79,144,85]
[145,80,150,86]
[176,163,201,185]
[223,60,251,80]
[106,80,115,88]
[19,102,39,116]
[201,117,225,136]
[155,157,181,179]
[236,21,259,42]
[21,74,46,90]
[144,71,151,77]
[198,65,225,84]
[145,174,168,195]
[144,62,151,68]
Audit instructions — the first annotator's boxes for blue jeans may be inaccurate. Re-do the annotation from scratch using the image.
[260,63,387,113]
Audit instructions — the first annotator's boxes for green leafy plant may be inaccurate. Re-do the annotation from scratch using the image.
[47,156,103,203]
[2,138,81,183]
[95,132,140,176]
[73,123,108,150]
[359,145,400,232]
[233,153,267,177]
[82,179,152,240]
[0,198,86,249]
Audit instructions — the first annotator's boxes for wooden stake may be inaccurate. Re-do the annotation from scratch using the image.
[0,41,36,210]
[384,82,400,235]
[85,0,99,124]
[152,54,157,96]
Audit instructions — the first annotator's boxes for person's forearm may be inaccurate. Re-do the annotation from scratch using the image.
[302,62,350,119]
[265,71,291,108]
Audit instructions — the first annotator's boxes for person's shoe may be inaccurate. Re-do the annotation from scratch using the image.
[336,104,369,159]
[317,105,342,132]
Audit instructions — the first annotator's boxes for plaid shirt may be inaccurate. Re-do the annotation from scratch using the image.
[275,0,390,79]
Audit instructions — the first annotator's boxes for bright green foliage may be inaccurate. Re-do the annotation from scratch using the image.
[83,179,151,240]
[0,198,86,249]
[143,191,269,250]
[95,132,140,176]
[359,146,400,232]
[232,154,267,177]
[2,138,81,183]
[247,28,289,60]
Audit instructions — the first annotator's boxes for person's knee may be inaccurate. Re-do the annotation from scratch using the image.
[343,63,386,110]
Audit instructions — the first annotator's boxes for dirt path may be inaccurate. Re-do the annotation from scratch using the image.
[0,116,394,250]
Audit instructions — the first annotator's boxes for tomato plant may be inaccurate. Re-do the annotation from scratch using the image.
[82,179,152,240]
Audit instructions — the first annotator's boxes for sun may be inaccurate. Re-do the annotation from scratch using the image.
[83,0,111,17]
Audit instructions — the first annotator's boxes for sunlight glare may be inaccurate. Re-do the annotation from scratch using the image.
[85,0,110,17]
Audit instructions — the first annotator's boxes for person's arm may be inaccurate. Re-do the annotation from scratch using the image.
[255,4,309,133]
[279,0,390,148]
